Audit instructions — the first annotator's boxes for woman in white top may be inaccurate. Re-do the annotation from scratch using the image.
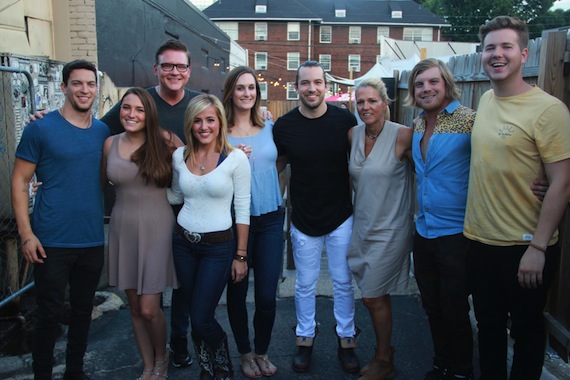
[169,94,251,379]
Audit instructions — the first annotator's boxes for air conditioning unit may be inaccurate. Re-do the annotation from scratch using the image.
[259,65,267,70]
[258,35,267,41]
[350,38,360,43]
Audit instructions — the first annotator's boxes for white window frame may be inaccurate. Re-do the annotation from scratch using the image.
[255,22,268,41]
[403,27,433,41]
[255,52,268,70]
[319,54,331,72]
[320,26,332,44]
[349,26,361,44]
[391,10,402,18]
[287,52,300,71]
[348,54,360,72]
[287,22,300,41]
[377,27,390,43]
[335,9,346,17]
[286,82,299,100]
[215,22,239,40]
[259,82,268,100]
[255,5,267,13]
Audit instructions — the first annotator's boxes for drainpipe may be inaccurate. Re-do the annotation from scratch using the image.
[308,20,312,60]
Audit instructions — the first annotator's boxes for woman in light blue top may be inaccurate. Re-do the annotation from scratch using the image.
[223,66,284,379]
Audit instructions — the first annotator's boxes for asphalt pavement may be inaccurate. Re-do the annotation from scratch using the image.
[1,253,568,380]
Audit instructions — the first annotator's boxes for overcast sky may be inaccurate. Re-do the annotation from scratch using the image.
[551,0,570,10]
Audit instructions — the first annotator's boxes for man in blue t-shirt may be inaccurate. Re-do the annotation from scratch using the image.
[11,60,110,380]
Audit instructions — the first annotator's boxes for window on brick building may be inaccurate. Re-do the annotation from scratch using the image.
[348,54,361,72]
[320,26,332,43]
[259,82,268,100]
[403,27,433,41]
[286,82,299,100]
[377,27,390,43]
[319,54,332,71]
[288,22,300,40]
[255,22,268,40]
[287,52,300,70]
[255,52,268,70]
[349,26,361,44]
[216,22,239,40]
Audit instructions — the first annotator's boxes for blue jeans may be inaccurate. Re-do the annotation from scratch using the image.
[227,208,285,355]
[467,241,559,380]
[170,288,190,339]
[413,233,473,374]
[32,246,104,380]
[172,231,234,348]
[290,216,356,338]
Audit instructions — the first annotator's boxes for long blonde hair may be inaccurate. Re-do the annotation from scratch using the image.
[183,94,234,166]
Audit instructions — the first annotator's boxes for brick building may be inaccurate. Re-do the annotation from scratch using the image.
[204,0,448,101]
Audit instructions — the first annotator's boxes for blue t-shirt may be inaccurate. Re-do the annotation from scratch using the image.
[412,100,475,239]
[227,119,282,216]
[15,111,110,247]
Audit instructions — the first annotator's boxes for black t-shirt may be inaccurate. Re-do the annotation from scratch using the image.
[100,87,200,142]
[273,105,356,236]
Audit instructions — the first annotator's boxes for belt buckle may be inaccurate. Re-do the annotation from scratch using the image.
[184,230,201,243]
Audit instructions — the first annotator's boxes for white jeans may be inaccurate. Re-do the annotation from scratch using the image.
[291,216,356,339]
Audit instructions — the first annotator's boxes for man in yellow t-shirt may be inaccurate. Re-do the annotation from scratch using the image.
[464,16,570,380]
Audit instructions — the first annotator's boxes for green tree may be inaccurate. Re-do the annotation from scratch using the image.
[418,0,557,41]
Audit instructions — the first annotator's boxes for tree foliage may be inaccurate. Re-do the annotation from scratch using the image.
[417,0,565,41]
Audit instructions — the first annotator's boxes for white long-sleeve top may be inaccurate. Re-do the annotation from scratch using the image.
[170,146,251,233]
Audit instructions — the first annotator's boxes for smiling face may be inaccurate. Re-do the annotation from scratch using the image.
[355,86,387,128]
[192,106,220,147]
[61,69,97,113]
[120,93,146,133]
[482,28,528,85]
[413,66,449,114]
[232,73,257,112]
[296,66,328,112]
[153,49,191,95]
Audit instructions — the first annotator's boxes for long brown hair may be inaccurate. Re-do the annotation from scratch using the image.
[122,87,173,187]
[222,66,264,128]
[183,94,234,166]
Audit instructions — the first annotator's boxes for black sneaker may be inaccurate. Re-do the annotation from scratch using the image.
[170,335,193,368]
[424,365,445,380]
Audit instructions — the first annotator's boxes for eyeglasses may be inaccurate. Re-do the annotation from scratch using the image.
[159,63,190,72]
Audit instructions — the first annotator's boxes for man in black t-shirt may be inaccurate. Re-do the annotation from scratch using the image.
[273,60,359,374]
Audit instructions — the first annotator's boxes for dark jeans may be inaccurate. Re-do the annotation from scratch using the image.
[172,230,234,349]
[170,287,191,339]
[467,241,560,380]
[414,233,473,374]
[227,208,285,355]
[32,246,104,380]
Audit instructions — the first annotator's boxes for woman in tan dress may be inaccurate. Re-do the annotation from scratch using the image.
[103,87,183,380]
[347,78,414,380]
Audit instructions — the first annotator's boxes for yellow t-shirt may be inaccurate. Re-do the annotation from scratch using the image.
[464,87,570,246]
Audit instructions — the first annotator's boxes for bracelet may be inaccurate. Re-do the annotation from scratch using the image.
[529,243,547,254]
[234,254,247,262]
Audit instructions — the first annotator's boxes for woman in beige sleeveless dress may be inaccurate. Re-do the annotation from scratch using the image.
[348,78,414,380]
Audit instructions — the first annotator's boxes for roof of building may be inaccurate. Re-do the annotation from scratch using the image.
[204,0,448,26]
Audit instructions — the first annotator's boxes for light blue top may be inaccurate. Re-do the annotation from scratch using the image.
[412,100,475,239]
[228,119,282,216]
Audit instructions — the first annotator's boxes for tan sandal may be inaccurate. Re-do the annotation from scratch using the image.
[255,354,277,376]
[240,352,262,378]
[136,368,153,380]
[151,353,169,379]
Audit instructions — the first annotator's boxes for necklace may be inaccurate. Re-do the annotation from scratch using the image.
[234,124,253,136]
[366,127,383,140]
[199,163,205,171]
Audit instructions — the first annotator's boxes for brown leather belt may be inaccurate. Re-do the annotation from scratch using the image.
[175,223,233,244]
